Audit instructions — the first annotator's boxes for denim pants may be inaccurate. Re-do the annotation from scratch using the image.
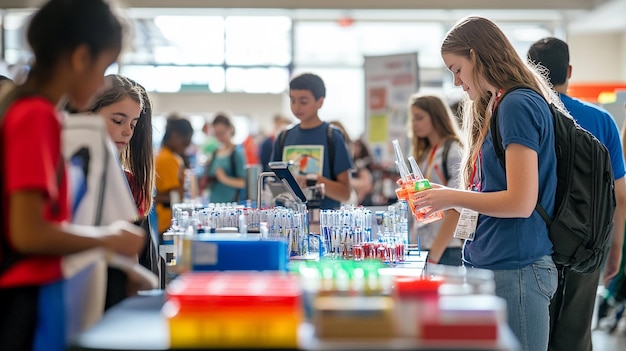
[492,255,558,351]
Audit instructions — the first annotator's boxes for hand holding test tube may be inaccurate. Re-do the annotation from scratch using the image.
[392,139,443,224]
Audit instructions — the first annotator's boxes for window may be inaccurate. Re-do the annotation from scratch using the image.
[124,16,225,65]
[120,65,225,93]
[225,67,289,93]
[294,21,445,68]
[225,16,291,66]
[121,15,292,93]
[3,11,32,65]
[292,67,365,140]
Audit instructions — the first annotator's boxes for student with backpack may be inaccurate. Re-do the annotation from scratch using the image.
[528,37,626,351]
[414,17,561,351]
[408,94,464,266]
[0,1,145,350]
[271,73,353,210]
[199,113,246,204]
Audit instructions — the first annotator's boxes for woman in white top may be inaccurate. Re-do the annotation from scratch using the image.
[408,94,464,265]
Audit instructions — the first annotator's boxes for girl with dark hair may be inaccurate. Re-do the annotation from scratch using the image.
[154,114,194,234]
[0,1,144,349]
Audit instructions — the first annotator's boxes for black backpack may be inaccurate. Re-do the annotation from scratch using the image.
[491,86,616,274]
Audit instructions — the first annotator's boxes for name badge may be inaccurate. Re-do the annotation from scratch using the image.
[454,208,478,241]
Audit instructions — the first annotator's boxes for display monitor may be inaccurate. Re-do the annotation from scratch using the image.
[268,161,307,204]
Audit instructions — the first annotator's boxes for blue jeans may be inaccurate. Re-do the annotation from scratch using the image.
[493,255,558,351]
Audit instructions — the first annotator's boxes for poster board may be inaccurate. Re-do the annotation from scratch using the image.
[364,53,419,167]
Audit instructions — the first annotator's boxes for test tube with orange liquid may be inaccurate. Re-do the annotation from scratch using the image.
[392,140,443,224]
[394,161,416,215]
[407,156,444,224]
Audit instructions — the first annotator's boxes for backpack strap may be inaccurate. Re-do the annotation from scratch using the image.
[489,85,553,225]
[490,86,531,168]
[326,123,336,178]
[230,148,237,177]
[230,148,239,202]
[441,138,454,183]
[276,124,295,162]
[203,149,219,178]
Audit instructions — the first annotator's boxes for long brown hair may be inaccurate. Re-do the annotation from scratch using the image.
[408,94,462,163]
[441,16,563,187]
[87,74,154,215]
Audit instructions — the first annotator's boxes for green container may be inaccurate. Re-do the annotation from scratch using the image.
[414,179,432,191]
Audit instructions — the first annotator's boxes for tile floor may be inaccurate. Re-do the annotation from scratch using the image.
[592,305,626,350]
[592,328,626,350]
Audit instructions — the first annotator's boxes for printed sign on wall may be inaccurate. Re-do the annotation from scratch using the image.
[364,52,419,167]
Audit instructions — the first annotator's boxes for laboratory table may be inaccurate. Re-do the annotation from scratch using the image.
[68,252,519,351]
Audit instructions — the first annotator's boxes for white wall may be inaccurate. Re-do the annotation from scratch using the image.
[621,31,626,82]
[566,30,626,127]
[567,31,626,82]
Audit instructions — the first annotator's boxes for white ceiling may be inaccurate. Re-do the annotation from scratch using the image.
[0,0,606,10]
[567,0,626,33]
[1,0,624,32]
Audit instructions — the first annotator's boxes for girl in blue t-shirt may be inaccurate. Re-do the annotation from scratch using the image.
[415,16,565,351]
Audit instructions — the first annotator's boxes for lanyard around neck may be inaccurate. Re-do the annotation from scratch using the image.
[425,143,438,180]
[470,150,482,191]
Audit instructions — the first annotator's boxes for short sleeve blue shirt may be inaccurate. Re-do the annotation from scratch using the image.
[560,93,625,180]
[271,122,354,209]
[464,89,556,270]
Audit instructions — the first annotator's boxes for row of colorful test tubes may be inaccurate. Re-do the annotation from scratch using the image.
[318,203,411,262]
[170,204,310,256]
[319,206,373,259]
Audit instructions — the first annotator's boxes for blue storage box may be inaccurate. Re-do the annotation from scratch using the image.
[189,237,288,272]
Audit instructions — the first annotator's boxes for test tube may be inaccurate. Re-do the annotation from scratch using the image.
[408,155,425,180]
[392,139,404,163]
[238,213,247,237]
[395,160,408,183]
